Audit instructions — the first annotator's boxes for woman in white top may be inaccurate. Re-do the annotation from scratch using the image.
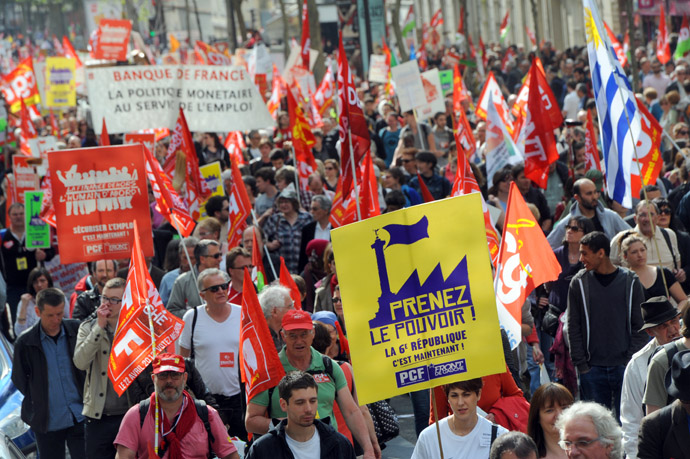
[15,267,56,336]
[412,378,507,459]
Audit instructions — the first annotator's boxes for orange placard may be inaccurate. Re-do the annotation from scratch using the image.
[92,19,132,61]
[48,144,153,263]
[12,156,38,204]
[123,133,155,154]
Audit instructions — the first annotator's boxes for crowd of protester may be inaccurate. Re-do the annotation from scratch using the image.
[4,25,690,459]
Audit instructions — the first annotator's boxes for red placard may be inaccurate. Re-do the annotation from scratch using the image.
[48,144,153,263]
[12,156,38,204]
[92,19,132,61]
[123,133,155,154]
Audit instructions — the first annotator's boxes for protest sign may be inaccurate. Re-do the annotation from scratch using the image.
[48,144,153,263]
[416,68,446,120]
[368,54,389,83]
[27,136,58,175]
[44,57,77,107]
[390,60,425,113]
[92,18,131,61]
[45,254,88,294]
[439,69,453,96]
[199,161,223,217]
[86,65,274,134]
[331,194,506,404]
[24,191,51,249]
[12,156,38,204]
[123,132,155,154]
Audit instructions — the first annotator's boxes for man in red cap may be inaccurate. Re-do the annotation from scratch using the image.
[245,310,380,459]
[114,353,239,459]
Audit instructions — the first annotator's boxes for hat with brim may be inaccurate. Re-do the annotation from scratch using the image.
[665,349,690,401]
[639,296,680,331]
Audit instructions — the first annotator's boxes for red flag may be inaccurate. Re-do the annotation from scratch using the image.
[337,33,370,198]
[632,100,664,198]
[584,110,603,174]
[49,109,59,137]
[100,118,110,146]
[144,145,196,237]
[62,36,83,68]
[525,26,536,47]
[267,65,286,120]
[5,176,16,228]
[39,170,57,228]
[416,173,435,202]
[280,257,302,309]
[494,182,561,347]
[240,268,286,401]
[1,57,41,112]
[657,5,671,64]
[227,156,253,249]
[604,21,627,67]
[476,72,514,135]
[19,99,37,156]
[522,61,562,189]
[224,131,247,166]
[287,88,318,191]
[458,7,465,35]
[300,0,310,69]
[430,9,444,28]
[195,40,232,65]
[108,220,185,395]
[479,37,488,68]
[360,151,381,219]
[329,177,349,228]
[163,108,212,220]
[313,64,336,116]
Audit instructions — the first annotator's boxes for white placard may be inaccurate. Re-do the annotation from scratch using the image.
[390,60,425,113]
[368,54,388,83]
[416,68,446,120]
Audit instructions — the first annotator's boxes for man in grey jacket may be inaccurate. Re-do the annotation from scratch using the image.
[548,178,630,249]
[566,231,647,419]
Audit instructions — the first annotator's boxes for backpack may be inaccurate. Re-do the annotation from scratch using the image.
[139,398,215,458]
[488,395,531,433]
[647,340,682,406]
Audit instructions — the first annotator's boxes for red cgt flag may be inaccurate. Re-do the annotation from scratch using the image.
[19,99,37,156]
[39,170,57,228]
[632,100,664,198]
[300,0,310,69]
[657,5,671,64]
[224,131,247,166]
[280,256,302,309]
[240,268,286,401]
[584,110,603,174]
[195,40,232,65]
[108,220,185,396]
[494,183,561,348]
[62,36,82,68]
[522,61,562,188]
[227,156,253,249]
[144,145,195,237]
[287,88,318,191]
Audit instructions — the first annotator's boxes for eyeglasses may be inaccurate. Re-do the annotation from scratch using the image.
[659,208,672,215]
[332,297,342,303]
[558,437,603,451]
[156,371,184,380]
[102,296,123,305]
[401,159,413,163]
[325,166,336,170]
[566,225,583,232]
[678,130,689,135]
[202,252,223,259]
[202,282,230,293]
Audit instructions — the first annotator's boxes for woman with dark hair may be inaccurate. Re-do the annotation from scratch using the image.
[413,379,508,459]
[383,167,422,207]
[324,159,340,191]
[15,267,56,336]
[527,383,573,458]
[199,132,231,168]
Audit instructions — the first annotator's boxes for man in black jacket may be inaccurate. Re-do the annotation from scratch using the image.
[12,287,87,458]
[246,371,355,459]
[72,259,116,321]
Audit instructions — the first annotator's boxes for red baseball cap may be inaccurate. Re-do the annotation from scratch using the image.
[281,310,313,331]
[153,353,186,374]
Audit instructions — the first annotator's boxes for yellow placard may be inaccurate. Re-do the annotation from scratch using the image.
[331,194,506,404]
[199,161,224,218]
[45,57,76,107]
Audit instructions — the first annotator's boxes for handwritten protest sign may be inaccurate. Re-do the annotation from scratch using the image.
[86,66,274,133]
[24,191,51,249]
[45,254,88,295]
[45,57,76,107]
[368,54,389,83]
[331,194,506,404]
[390,60,425,113]
[48,144,153,263]
[416,69,446,120]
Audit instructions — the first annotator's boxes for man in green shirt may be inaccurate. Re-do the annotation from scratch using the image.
[245,310,380,458]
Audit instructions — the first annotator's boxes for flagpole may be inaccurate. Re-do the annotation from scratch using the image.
[348,130,362,221]
[145,294,160,453]
[250,209,278,280]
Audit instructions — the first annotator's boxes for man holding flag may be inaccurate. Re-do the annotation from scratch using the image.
[114,353,239,459]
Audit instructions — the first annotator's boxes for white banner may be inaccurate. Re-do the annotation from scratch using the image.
[86,65,274,134]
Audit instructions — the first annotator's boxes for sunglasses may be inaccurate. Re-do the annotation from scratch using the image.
[659,208,672,215]
[401,159,413,163]
[566,225,583,232]
[332,297,342,303]
[203,282,230,293]
[203,252,223,259]
[678,130,689,135]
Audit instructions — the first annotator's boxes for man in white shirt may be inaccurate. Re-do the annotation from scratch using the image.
[620,296,681,459]
[562,80,580,120]
[643,60,672,99]
[179,268,245,439]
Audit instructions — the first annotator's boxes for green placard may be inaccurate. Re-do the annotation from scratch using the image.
[439,70,454,96]
[25,191,51,249]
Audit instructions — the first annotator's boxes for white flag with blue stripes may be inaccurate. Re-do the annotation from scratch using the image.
[584,0,641,209]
